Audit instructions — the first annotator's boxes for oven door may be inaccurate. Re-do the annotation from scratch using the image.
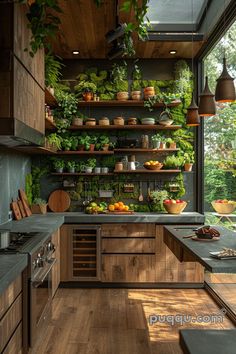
[30,259,56,347]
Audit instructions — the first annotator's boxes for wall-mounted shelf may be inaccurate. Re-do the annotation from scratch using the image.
[69,124,181,131]
[16,146,57,155]
[45,88,58,107]
[78,100,181,107]
[57,151,114,155]
[51,173,114,176]
[114,169,181,173]
[114,148,180,153]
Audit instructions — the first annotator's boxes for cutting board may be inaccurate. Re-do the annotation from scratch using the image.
[18,189,32,217]
[11,200,22,220]
[48,190,71,212]
[17,198,26,218]
[107,210,134,215]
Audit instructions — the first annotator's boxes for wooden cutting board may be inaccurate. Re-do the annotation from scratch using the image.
[10,200,22,220]
[17,198,26,218]
[107,210,134,215]
[48,190,71,212]
[18,189,32,217]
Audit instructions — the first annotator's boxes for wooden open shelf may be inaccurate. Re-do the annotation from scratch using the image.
[114,169,181,173]
[114,148,180,153]
[57,150,114,155]
[51,173,114,176]
[45,88,58,107]
[45,117,57,130]
[69,124,181,131]
[78,100,181,107]
[16,146,57,155]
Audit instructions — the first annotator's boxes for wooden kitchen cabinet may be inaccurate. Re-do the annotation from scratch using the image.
[0,274,23,354]
[101,224,204,284]
[52,229,60,297]
[60,225,71,281]
[0,2,45,139]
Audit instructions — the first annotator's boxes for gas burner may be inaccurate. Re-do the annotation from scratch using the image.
[0,232,40,253]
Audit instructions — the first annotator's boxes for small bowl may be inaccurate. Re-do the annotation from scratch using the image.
[144,163,163,170]
[211,201,236,214]
[158,119,173,126]
[141,118,156,125]
[163,201,187,214]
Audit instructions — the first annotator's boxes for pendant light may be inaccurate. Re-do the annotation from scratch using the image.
[198,3,216,117]
[186,0,200,126]
[198,76,216,116]
[215,1,235,102]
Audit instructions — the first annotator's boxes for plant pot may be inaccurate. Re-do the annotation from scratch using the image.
[159,142,166,149]
[102,144,110,151]
[56,168,63,173]
[89,144,95,151]
[83,92,93,101]
[184,163,193,172]
[169,142,176,149]
[31,203,47,214]
[68,168,75,173]
[99,117,110,126]
[85,167,93,173]
[77,145,84,151]
[152,141,161,149]
[116,92,129,101]
[113,117,124,125]
[72,117,83,126]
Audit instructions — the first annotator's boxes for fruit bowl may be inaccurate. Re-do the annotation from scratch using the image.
[163,201,187,214]
[144,163,163,170]
[211,201,235,214]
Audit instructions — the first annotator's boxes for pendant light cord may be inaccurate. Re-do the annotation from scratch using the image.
[223,0,226,58]
[191,0,194,74]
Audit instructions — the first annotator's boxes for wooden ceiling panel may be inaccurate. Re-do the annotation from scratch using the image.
[51,0,204,59]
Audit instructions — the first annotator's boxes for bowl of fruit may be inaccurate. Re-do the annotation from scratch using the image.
[211,200,236,214]
[108,201,133,213]
[144,160,163,170]
[163,199,187,214]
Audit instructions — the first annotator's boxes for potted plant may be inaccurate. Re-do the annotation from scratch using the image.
[44,133,62,151]
[70,136,78,151]
[151,133,162,149]
[31,198,47,214]
[149,190,169,212]
[163,155,184,170]
[85,158,97,173]
[165,138,177,149]
[99,135,110,151]
[54,91,78,131]
[183,151,195,171]
[61,137,72,151]
[74,81,97,101]
[77,134,91,151]
[52,159,65,173]
[66,161,76,173]
[89,135,98,151]
[160,137,167,149]
[72,112,86,126]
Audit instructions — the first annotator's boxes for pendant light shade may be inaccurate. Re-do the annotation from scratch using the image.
[186,93,200,126]
[198,76,216,116]
[215,57,236,102]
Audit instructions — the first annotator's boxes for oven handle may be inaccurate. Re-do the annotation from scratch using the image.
[32,258,56,288]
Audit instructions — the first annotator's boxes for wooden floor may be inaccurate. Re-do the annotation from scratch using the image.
[32,288,235,354]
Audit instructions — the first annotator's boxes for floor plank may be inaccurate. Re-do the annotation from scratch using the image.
[32,288,235,354]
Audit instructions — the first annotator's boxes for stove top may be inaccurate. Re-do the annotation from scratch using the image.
[0,232,41,254]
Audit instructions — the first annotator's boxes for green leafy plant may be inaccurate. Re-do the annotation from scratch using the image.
[61,138,72,151]
[111,62,128,82]
[19,0,62,56]
[32,198,47,205]
[74,81,97,99]
[52,158,65,170]
[66,161,76,170]
[78,134,91,150]
[183,151,195,164]
[132,61,142,80]
[149,190,169,212]
[163,155,184,169]
[46,133,62,150]
[151,133,162,142]
[86,158,97,169]
[45,52,64,88]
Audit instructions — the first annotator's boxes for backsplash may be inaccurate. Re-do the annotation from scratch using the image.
[0,148,31,224]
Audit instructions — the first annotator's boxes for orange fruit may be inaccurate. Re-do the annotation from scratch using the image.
[124,205,129,211]
[118,206,124,211]
[108,204,115,211]
[118,201,124,206]
[114,203,119,210]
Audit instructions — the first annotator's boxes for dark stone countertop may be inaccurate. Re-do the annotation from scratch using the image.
[164,225,236,273]
[0,254,28,295]
[180,329,236,354]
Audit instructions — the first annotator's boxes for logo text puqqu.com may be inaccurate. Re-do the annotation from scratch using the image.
[149,308,227,326]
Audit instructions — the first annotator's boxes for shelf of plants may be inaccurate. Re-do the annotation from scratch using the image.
[56,151,114,155]
[51,170,181,176]
[77,100,181,107]
[45,88,58,107]
[114,169,181,174]
[114,148,180,153]
[68,125,182,131]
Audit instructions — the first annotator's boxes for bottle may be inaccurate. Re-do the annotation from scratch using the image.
[141,135,149,149]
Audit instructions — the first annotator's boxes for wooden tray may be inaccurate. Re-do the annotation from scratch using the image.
[106,210,134,215]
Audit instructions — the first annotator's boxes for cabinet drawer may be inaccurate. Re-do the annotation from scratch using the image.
[2,322,22,354]
[0,275,22,320]
[0,294,22,352]
[101,255,156,282]
[102,238,155,254]
[101,224,155,237]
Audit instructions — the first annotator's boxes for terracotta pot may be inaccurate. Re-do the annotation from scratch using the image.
[184,163,193,171]
[83,92,93,101]
[89,144,95,151]
[77,145,84,151]
[102,144,110,151]
[169,142,177,149]
[159,142,166,149]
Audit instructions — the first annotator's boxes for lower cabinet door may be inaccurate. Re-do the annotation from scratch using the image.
[2,322,22,354]
[101,255,156,282]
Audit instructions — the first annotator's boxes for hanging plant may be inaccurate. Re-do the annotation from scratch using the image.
[18,0,62,57]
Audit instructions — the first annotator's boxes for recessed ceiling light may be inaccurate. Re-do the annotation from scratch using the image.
[169,50,177,55]
[72,50,80,55]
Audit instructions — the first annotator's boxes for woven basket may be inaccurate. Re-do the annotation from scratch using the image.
[31,204,47,214]
[211,201,235,214]
[163,202,187,214]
